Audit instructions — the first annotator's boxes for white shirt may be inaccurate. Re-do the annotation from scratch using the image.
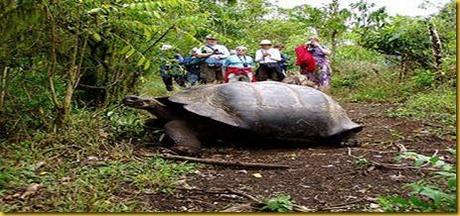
[197,44,230,59]
[255,48,282,63]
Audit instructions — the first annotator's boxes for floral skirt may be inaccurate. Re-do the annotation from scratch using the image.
[304,63,331,88]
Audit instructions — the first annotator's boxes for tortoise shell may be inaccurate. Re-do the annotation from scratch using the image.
[169,81,362,141]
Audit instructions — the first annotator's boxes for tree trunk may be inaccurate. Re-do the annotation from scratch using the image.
[331,30,338,55]
[399,55,407,82]
[428,22,443,78]
[61,35,80,123]
[0,66,8,112]
[45,3,60,109]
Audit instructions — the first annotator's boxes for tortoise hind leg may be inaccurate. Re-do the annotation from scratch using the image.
[164,120,201,156]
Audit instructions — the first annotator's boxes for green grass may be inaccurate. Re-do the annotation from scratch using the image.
[331,69,414,103]
[387,87,456,126]
[0,107,197,212]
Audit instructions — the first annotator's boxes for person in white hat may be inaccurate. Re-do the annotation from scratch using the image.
[254,39,284,81]
[196,34,230,83]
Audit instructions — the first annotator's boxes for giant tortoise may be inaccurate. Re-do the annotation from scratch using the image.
[123,81,362,155]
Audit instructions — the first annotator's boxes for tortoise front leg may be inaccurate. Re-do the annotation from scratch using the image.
[164,120,201,156]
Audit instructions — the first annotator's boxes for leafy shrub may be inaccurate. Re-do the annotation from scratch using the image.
[411,69,436,89]
[439,55,457,86]
[332,71,366,88]
[106,106,146,139]
[261,194,294,212]
[378,150,456,212]
[334,44,386,63]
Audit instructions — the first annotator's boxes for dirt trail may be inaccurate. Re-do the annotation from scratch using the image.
[138,102,456,212]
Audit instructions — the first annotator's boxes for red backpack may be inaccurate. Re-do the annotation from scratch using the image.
[295,44,316,73]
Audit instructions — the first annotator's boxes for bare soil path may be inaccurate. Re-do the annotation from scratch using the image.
[136,102,456,212]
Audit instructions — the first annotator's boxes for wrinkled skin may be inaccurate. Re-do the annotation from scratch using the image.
[123,81,362,155]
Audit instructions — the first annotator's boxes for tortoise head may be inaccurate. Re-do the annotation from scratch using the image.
[123,95,165,110]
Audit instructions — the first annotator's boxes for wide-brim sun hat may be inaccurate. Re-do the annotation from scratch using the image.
[205,34,217,40]
[260,39,272,45]
[236,46,247,51]
[160,44,173,51]
[190,47,199,54]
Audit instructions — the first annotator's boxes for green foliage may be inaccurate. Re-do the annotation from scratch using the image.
[261,194,294,212]
[378,150,456,212]
[334,42,386,63]
[287,0,351,50]
[354,157,370,167]
[360,16,432,68]
[388,87,456,125]
[106,106,145,138]
[411,69,436,89]
[349,0,388,33]
[0,108,196,212]
[331,69,409,102]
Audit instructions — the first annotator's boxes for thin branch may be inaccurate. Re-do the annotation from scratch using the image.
[142,24,176,54]
[156,153,290,169]
[44,3,60,108]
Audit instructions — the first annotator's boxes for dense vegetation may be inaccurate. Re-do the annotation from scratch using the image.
[0,0,456,212]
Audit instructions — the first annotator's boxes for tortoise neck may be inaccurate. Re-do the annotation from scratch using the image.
[144,104,176,122]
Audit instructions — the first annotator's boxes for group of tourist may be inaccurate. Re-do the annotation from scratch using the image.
[158,34,331,91]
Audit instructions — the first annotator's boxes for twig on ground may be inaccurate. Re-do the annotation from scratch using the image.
[225,188,261,203]
[393,143,407,152]
[313,194,327,205]
[155,153,290,169]
[318,198,364,211]
[353,147,398,154]
[319,204,357,211]
[176,187,313,212]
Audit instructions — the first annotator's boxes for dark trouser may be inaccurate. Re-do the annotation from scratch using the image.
[200,63,223,83]
[256,63,285,81]
[187,71,200,85]
[161,74,186,91]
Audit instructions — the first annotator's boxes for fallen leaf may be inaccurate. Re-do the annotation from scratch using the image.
[35,161,46,169]
[20,183,41,199]
[99,129,109,138]
[193,170,201,175]
[299,184,311,188]
[87,156,98,161]
[252,173,262,178]
[390,173,404,181]
[60,176,71,182]
[369,203,380,209]
[236,170,248,174]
